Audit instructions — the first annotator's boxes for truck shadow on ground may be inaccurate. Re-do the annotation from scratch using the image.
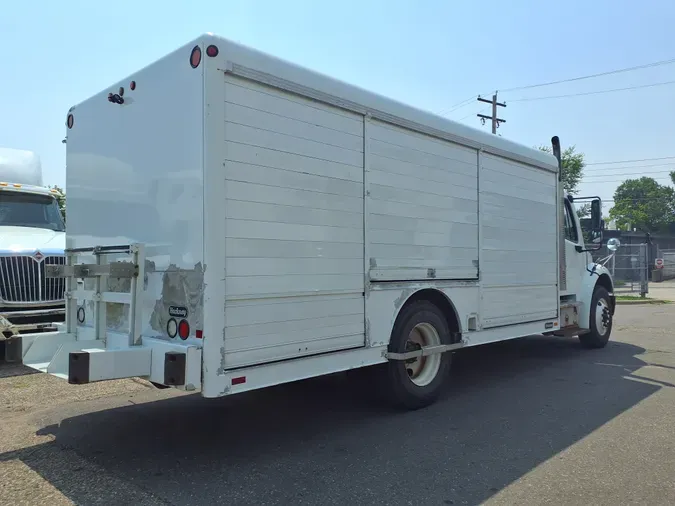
[1,336,663,505]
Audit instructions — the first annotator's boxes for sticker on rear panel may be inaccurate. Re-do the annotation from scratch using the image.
[169,306,188,318]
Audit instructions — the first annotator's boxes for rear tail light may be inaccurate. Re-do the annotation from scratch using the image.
[206,45,219,57]
[178,319,190,340]
[67,114,74,129]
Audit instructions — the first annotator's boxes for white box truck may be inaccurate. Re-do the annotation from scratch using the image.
[0,148,67,349]
[13,34,618,409]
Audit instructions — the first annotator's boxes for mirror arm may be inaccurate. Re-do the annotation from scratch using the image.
[576,243,604,253]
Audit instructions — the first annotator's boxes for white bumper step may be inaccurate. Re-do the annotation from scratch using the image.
[17,332,202,390]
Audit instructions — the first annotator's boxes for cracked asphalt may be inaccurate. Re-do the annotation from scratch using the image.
[1,304,674,505]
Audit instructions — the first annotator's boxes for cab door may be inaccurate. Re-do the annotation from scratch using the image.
[562,198,589,297]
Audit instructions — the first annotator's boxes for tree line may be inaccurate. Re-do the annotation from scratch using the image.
[538,146,675,234]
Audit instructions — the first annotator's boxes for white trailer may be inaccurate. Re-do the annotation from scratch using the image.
[15,34,618,409]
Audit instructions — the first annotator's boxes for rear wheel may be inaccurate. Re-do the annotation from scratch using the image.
[579,285,613,349]
[382,301,452,410]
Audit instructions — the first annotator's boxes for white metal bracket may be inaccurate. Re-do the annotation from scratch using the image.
[50,244,146,347]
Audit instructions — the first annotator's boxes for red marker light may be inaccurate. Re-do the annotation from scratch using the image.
[206,45,219,57]
[195,329,203,339]
[130,80,136,91]
[190,45,202,68]
[67,114,74,129]
[178,319,190,340]
[232,376,246,385]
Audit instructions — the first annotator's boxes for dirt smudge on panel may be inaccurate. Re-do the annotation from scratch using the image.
[149,263,205,335]
[393,288,413,310]
[105,262,134,330]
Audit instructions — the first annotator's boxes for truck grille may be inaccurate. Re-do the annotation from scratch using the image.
[0,255,66,303]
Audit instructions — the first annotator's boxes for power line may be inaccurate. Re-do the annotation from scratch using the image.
[583,177,674,184]
[436,96,480,117]
[584,162,675,172]
[500,57,675,93]
[586,155,675,166]
[458,106,489,122]
[508,79,675,102]
[584,169,675,178]
[602,197,675,202]
[437,56,675,116]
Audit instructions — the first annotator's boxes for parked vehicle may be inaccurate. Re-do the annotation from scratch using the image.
[14,35,617,409]
[0,147,66,350]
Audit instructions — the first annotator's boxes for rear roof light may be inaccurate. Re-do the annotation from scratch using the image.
[206,45,219,57]
[130,80,136,90]
[190,45,201,68]
[67,114,74,129]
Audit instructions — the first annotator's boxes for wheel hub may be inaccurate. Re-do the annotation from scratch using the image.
[404,322,442,387]
[595,298,611,335]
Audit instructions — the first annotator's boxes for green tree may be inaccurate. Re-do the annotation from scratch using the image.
[49,185,66,222]
[609,177,675,232]
[538,145,585,195]
[539,144,588,216]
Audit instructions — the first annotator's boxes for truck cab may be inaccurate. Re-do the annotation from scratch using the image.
[558,191,617,341]
[0,148,66,342]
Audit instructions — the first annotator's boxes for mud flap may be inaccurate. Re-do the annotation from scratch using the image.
[4,336,22,363]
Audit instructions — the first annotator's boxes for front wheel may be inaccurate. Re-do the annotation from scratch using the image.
[579,285,613,349]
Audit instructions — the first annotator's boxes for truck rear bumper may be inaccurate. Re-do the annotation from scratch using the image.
[16,332,202,391]
[0,307,65,337]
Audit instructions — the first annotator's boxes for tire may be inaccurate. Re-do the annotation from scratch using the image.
[382,300,453,410]
[579,285,613,349]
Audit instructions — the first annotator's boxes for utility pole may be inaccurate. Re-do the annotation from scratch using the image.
[477,92,506,134]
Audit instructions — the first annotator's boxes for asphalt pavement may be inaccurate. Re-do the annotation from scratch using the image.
[1,304,674,505]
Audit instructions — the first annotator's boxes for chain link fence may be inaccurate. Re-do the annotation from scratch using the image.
[592,243,649,297]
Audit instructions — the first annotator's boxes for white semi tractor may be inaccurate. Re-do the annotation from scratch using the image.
[0,148,66,353]
[13,35,618,409]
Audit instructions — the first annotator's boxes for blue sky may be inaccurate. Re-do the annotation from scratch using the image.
[1,0,674,208]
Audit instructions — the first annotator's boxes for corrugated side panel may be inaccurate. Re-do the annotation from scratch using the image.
[480,153,558,328]
[222,75,365,368]
[367,120,479,281]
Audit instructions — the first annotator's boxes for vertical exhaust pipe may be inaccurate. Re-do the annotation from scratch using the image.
[551,136,567,292]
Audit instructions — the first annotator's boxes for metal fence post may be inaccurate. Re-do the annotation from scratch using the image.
[640,243,649,297]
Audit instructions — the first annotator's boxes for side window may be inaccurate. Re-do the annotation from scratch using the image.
[564,201,578,243]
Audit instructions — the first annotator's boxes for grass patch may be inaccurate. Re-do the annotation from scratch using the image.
[615,295,671,304]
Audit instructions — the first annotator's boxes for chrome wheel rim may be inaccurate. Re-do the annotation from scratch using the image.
[595,298,611,336]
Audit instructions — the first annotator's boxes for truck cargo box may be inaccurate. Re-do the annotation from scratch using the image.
[17,35,616,409]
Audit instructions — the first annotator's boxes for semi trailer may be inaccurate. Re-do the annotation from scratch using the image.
[11,34,617,409]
